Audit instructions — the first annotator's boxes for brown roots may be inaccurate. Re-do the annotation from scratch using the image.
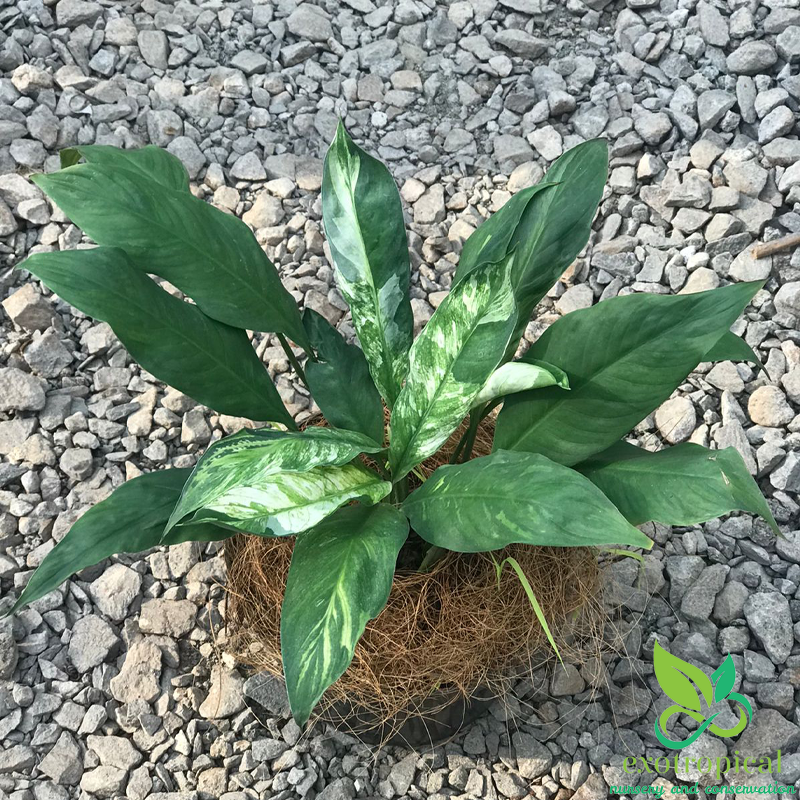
[224,416,603,737]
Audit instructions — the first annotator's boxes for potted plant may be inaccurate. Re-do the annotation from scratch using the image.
[7,127,776,739]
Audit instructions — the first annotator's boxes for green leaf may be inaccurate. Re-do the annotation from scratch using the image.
[456,140,608,350]
[7,469,231,615]
[653,639,713,712]
[303,309,384,443]
[388,257,517,480]
[59,144,189,192]
[167,426,385,533]
[186,463,391,537]
[281,504,408,725]
[711,654,736,703]
[322,122,413,407]
[495,282,763,466]
[456,183,556,279]
[403,450,653,552]
[704,330,763,369]
[473,359,569,406]
[578,441,779,536]
[32,148,309,348]
[22,247,294,427]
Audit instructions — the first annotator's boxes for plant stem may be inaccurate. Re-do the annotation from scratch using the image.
[459,411,481,463]
[277,333,309,389]
[419,544,447,571]
[390,475,409,505]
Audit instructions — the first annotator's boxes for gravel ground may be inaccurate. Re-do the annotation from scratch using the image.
[1,0,800,797]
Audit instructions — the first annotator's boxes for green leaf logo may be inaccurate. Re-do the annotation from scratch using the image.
[653,640,751,750]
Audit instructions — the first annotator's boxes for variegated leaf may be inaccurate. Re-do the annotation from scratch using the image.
[166,427,385,534]
[322,122,413,407]
[403,450,653,552]
[185,463,391,537]
[388,257,517,480]
[473,360,569,407]
[281,504,408,725]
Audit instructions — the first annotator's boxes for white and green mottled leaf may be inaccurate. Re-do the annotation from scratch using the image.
[578,441,780,535]
[281,504,408,725]
[388,257,517,480]
[473,360,569,407]
[185,463,391,537]
[166,427,385,534]
[403,450,653,552]
[322,122,413,407]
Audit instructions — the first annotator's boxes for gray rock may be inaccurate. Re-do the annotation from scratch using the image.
[230,51,269,75]
[87,735,143,771]
[69,615,120,672]
[287,4,334,41]
[775,282,800,318]
[80,766,128,798]
[39,731,83,785]
[90,564,142,621]
[139,599,196,637]
[512,731,552,779]
[655,396,696,443]
[772,453,800,493]
[110,638,162,703]
[243,671,290,716]
[389,753,417,795]
[759,106,795,144]
[681,564,727,623]
[743,593,793,664]
[318,778,356,800]
[60,448,94,480]
[748,386,794,427]
[0,745,35,775]
[713,581,749,625]
[551,663,585,695]
[138,30,169,70]
[495,30,548,58]
[166,137,206,180]
[231,151,266,181]
[2,284,54,331]
[55,0,102,27]
[413,185,446,224]
[697,1,729,47]
[24,331,72,377]
[777,26,800,62]
[199,665,245,719]
[735,709,800,755]
[727,42,778,74]
[632,107,671,145]
[0,616,17,679]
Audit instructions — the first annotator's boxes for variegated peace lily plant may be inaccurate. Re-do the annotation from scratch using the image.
[8,125,777,727]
